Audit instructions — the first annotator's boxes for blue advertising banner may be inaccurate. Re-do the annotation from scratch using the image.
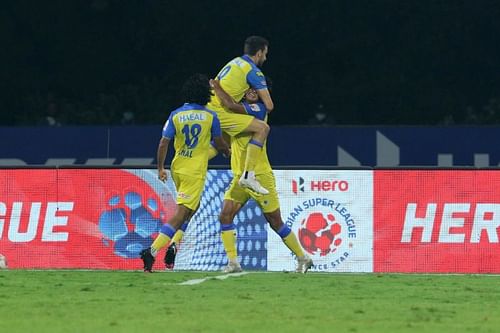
[1,126,499,166]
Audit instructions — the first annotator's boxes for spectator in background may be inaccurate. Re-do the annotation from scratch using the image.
[307,103,334,125]
[38,92,62,126]
[121,111,135,125]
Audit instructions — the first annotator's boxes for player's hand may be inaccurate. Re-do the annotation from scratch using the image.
[158,169,168,182]
[222,148,231,159]
[209,79,220,88]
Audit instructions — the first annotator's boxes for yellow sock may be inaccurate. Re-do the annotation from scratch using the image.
[171,230,184,245]
[283,232,305,257]
[244,140,263,172]
[151,233,171,255]
[221,226,238,260]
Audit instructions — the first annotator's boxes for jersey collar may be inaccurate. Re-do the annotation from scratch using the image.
[242,54,257,66]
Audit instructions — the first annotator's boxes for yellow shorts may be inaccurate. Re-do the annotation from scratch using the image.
[208,106,254,137]
[223,172,280,213]
[171,172,205,211]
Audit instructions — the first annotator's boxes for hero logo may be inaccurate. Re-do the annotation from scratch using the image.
[285,197,357,271]
[292,177,349,194]
[0,202,73,242]
[292,177,305,194]
[402,203,500,243]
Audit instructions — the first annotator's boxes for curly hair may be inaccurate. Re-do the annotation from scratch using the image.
[181,74,212,106]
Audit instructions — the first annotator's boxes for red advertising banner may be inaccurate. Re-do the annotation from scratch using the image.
[0,169,176,269]
[374,170,500,273]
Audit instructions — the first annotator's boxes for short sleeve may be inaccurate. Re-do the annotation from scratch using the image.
[210,113,222,137]
[162,113,176,139]
[246,68,268,90]
[243,102,267,121]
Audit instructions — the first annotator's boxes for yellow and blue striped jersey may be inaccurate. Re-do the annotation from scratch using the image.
[230,102,272,176]
[207,55,268,112]
[162,103,221,179]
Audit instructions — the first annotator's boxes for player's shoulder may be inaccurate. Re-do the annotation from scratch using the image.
[240,55,262,72]
[170,103,193,115]
[228,55,255,71]
[201,107,220,120]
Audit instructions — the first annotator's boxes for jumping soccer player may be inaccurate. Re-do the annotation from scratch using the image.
[140,74,230,273]
[211,79,314,274]
[206,36,274,195]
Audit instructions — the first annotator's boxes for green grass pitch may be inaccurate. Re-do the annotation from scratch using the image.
[0,270,499,333]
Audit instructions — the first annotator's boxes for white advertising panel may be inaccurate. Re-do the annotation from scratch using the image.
[268,170,374,272]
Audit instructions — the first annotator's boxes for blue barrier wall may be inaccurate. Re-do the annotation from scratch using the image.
[1,126,499,166]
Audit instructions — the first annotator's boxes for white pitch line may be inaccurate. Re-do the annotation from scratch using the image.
[179,272,250,285]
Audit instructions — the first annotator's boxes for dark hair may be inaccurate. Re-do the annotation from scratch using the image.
[244,36,269,56]
[181,74,212,105]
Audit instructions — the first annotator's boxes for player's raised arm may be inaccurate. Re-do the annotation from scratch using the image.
[256,88,274,112]
[210,79,247,114]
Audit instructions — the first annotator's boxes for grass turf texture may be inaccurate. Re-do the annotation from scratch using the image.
[0,271,499,333]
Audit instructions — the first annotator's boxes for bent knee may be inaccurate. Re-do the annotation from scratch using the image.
[257,121,270,136]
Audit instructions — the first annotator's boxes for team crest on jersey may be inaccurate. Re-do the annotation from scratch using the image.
[249,104,261,112]
[177,192,191,199]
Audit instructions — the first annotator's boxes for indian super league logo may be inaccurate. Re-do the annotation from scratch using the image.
[285,197,357,270]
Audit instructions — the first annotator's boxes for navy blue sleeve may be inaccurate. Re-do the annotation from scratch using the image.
[246,68,268,90]
[210,112,222,137]
[243,102,267,121]
[162,113,176,139]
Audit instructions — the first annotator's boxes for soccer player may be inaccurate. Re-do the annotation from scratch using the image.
[211,79,314,274]
[206,36,274,195]
[140,73,230,273]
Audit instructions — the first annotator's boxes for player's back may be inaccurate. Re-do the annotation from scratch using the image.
[163,103,221,179]
[207,55,266,112]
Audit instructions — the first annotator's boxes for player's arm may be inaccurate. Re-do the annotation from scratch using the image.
[210,79,247,114]
[210,111,231,158]
[256,88,274,113]
[157,137,170,182]
[213,135,230,158]
[158,115,175,182]
[247,69,274,112]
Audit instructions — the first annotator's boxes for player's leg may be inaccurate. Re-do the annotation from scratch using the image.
[219,199,244,273]
[140,204,192,272]
[253,172,313,273]
[164,203,198,270]
[264,209,313,273]
[164,221,187,270]
[219,178,249,273]
[216,111,269,194]
[239,118,270,194]
[140,173,202,272]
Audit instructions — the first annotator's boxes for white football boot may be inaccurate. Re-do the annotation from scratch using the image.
[296,255,313,274]
[238,172,269,195]
[222,260,243,273]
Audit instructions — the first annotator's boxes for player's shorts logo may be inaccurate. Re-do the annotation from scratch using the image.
[298,212,342,256]
[98,191,162,258]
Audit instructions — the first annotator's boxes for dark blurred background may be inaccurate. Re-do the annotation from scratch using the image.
[1,0,499,126]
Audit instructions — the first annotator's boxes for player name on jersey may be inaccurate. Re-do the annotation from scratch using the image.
[178,112,206,123]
